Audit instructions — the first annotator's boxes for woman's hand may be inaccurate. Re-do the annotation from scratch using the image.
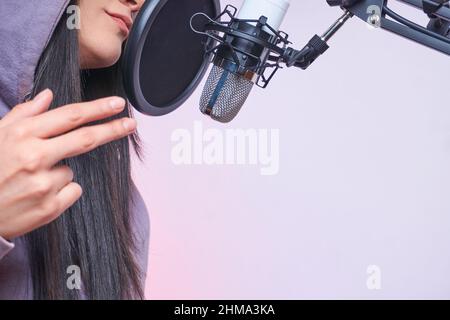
[0,89,137,241]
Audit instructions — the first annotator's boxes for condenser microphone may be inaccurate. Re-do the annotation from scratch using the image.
[199,0,290,123]
[122,0,449,121]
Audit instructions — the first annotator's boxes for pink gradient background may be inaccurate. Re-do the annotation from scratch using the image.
[131,0,450,299]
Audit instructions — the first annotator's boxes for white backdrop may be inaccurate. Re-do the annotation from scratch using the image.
[133,0,450,299]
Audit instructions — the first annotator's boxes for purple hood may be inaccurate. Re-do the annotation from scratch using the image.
[0,0,70,114]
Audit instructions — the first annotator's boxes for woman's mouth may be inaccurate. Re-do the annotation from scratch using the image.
[106,11,132,37]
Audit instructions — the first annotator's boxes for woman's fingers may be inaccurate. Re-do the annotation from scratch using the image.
[0,89,53,128]
[30,96,126,138]
[48,165,74,193]
[32,182,83,228]
[45,117,137,166]
[3,181,82,240]
[55,182,83,215]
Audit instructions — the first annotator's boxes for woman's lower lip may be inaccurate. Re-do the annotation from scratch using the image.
[109,15,130,36]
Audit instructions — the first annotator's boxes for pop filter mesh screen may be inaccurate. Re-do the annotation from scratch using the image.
[139,0,216,108]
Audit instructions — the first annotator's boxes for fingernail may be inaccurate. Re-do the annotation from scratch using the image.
[122,118,137,132]
[34,89,50,104]
[109,97,126,110]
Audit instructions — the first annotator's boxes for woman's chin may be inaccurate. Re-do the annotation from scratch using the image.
[80,47,122,70]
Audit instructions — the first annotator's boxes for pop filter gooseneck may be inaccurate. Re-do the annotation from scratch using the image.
[122,0,220,116]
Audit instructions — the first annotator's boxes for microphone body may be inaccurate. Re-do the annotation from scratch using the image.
[238,0,290,31]
[200,0,290,123]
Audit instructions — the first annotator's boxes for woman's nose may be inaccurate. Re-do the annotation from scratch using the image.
[120,0,145,13]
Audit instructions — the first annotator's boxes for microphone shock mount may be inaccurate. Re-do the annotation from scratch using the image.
[191,0,450,91]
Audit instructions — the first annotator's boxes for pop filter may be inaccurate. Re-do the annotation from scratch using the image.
[122,0,220,116]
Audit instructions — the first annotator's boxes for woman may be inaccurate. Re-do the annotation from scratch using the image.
[0,0,150,299]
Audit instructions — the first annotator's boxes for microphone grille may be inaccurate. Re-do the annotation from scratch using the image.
[200,65,254,123]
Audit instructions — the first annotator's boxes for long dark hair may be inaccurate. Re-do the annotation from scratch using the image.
[25,1,144,300]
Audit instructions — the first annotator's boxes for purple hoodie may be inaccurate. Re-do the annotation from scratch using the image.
[0,0,150,299]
